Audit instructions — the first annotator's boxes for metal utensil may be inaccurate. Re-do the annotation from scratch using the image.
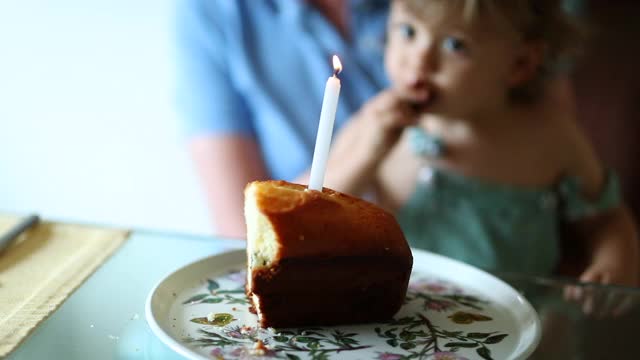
[0,214,40,253]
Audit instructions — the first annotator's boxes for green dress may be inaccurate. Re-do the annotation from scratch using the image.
[398,127,620,275]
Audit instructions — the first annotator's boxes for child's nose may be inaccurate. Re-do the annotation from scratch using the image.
[410,43,437,76]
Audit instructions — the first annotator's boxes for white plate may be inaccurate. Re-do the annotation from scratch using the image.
[146,249,540,360]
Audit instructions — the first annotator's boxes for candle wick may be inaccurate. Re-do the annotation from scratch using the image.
[332,69,339,78]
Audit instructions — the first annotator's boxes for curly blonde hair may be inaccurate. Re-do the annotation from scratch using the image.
[397,0,585,101]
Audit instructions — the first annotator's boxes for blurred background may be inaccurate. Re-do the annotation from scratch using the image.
[571,0,640,220]
[0,0,638,236]
[0,0,211,235]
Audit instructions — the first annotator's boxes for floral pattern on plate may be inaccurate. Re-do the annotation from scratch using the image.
[176,270,511,360]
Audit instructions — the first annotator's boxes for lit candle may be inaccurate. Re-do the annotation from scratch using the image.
[308,55,342,191]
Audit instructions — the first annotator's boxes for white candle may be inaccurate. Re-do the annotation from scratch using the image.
[308,55,342,191]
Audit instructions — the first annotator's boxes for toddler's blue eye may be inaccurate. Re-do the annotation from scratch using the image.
[443,37,465,52]
[399,24,416,40]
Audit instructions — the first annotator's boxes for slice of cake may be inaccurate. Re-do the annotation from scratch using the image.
[244,180,413,328]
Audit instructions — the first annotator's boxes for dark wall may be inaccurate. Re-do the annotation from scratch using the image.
[572,1,640,220]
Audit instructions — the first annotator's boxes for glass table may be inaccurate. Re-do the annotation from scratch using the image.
[6,230,640,359]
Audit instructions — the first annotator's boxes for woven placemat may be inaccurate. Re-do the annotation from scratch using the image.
[0,215,129,357]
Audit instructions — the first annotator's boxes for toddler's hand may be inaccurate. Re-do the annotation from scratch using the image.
[340,89,418,164]
[322,89,419,195]
[579,257,638,288]
[565,256,638,317]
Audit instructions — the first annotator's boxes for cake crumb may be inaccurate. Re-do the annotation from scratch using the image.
[232,307,238,311]
[251,340,268,356]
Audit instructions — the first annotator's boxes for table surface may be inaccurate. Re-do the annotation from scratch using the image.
[6,230,640,360]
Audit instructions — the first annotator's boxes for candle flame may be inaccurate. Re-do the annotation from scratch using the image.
[332,55,342,76]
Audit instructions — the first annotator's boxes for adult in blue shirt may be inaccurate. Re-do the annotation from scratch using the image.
[176,0,398,237]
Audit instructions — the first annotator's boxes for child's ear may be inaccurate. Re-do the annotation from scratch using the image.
[508,41,547,87]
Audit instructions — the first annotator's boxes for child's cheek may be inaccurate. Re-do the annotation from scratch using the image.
[384,52,401,85]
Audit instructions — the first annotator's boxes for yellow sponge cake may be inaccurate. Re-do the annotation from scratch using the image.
[244,180,413,328]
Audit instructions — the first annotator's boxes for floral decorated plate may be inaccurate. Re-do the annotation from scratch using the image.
[146,249,540,360]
